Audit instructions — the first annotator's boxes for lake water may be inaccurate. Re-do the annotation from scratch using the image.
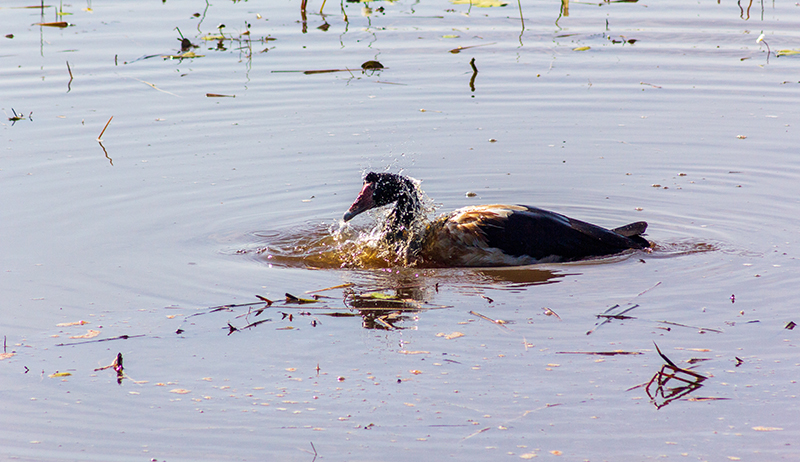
[2,0,799,460]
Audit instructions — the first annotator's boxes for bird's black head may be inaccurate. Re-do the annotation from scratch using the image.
[343,172,418,222]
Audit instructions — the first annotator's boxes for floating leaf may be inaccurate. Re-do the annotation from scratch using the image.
[0,353,15,360]
[752,426,783,431]
[777,49,800,56]
[442,35,460,39]
[169,388,191,394]
[49,371,72,378]
[201,34,226,41]
[573,46,591,51]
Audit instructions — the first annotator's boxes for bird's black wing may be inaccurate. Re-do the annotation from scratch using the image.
[478,205,648,262]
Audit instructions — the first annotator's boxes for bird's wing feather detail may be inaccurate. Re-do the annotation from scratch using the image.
[420,205,645,266]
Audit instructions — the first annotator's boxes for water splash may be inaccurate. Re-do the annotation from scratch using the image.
[238,217,419,269]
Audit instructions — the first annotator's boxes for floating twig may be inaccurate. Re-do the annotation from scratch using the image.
[640,342,710,409]
[469,57,478,92]
[542,307,561,320]
[271,68,361,75]
[449,42,497,54]
[646,364,706,407]
[469,310,509,329]
[463,426,491,440]
[255,295,274,305]
[655,320,723,333]
[556,350,642,356]
[55,334,144,347]
[97,116,113,141]
[586,304,640,335]
[127,76,180,96]
[66,60,73,92]
[757,33,771,64]
[98,141,112,165]
[305,283,354,294]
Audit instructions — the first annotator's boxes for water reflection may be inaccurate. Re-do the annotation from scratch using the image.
[645,362,707,409]
[196,261,564,332]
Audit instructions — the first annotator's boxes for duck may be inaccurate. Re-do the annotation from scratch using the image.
[343,172,651,267]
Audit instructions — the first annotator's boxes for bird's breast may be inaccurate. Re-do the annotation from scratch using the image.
[418,205,540,267]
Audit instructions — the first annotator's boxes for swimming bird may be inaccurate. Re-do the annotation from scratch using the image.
[343,172,650,267]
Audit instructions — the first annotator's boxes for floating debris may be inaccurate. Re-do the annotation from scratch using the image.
[162,51,204,59]
[69,329,100,339]
[94,352,125,384]
[55,334,145,347]
[361,60,383,70]
[586,303,639,335]
[638,343,711,409]
[285,293,319,304]
[437,332,464,340]
[468,310,508,328]
[451,0,508,6]
[542,307,561,320]
[556,350,642,356]
[97,116,113,141]
[49,371,72,378]
[33,21,69,28]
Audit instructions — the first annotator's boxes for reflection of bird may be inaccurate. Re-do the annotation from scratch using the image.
[343,172,651,267]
